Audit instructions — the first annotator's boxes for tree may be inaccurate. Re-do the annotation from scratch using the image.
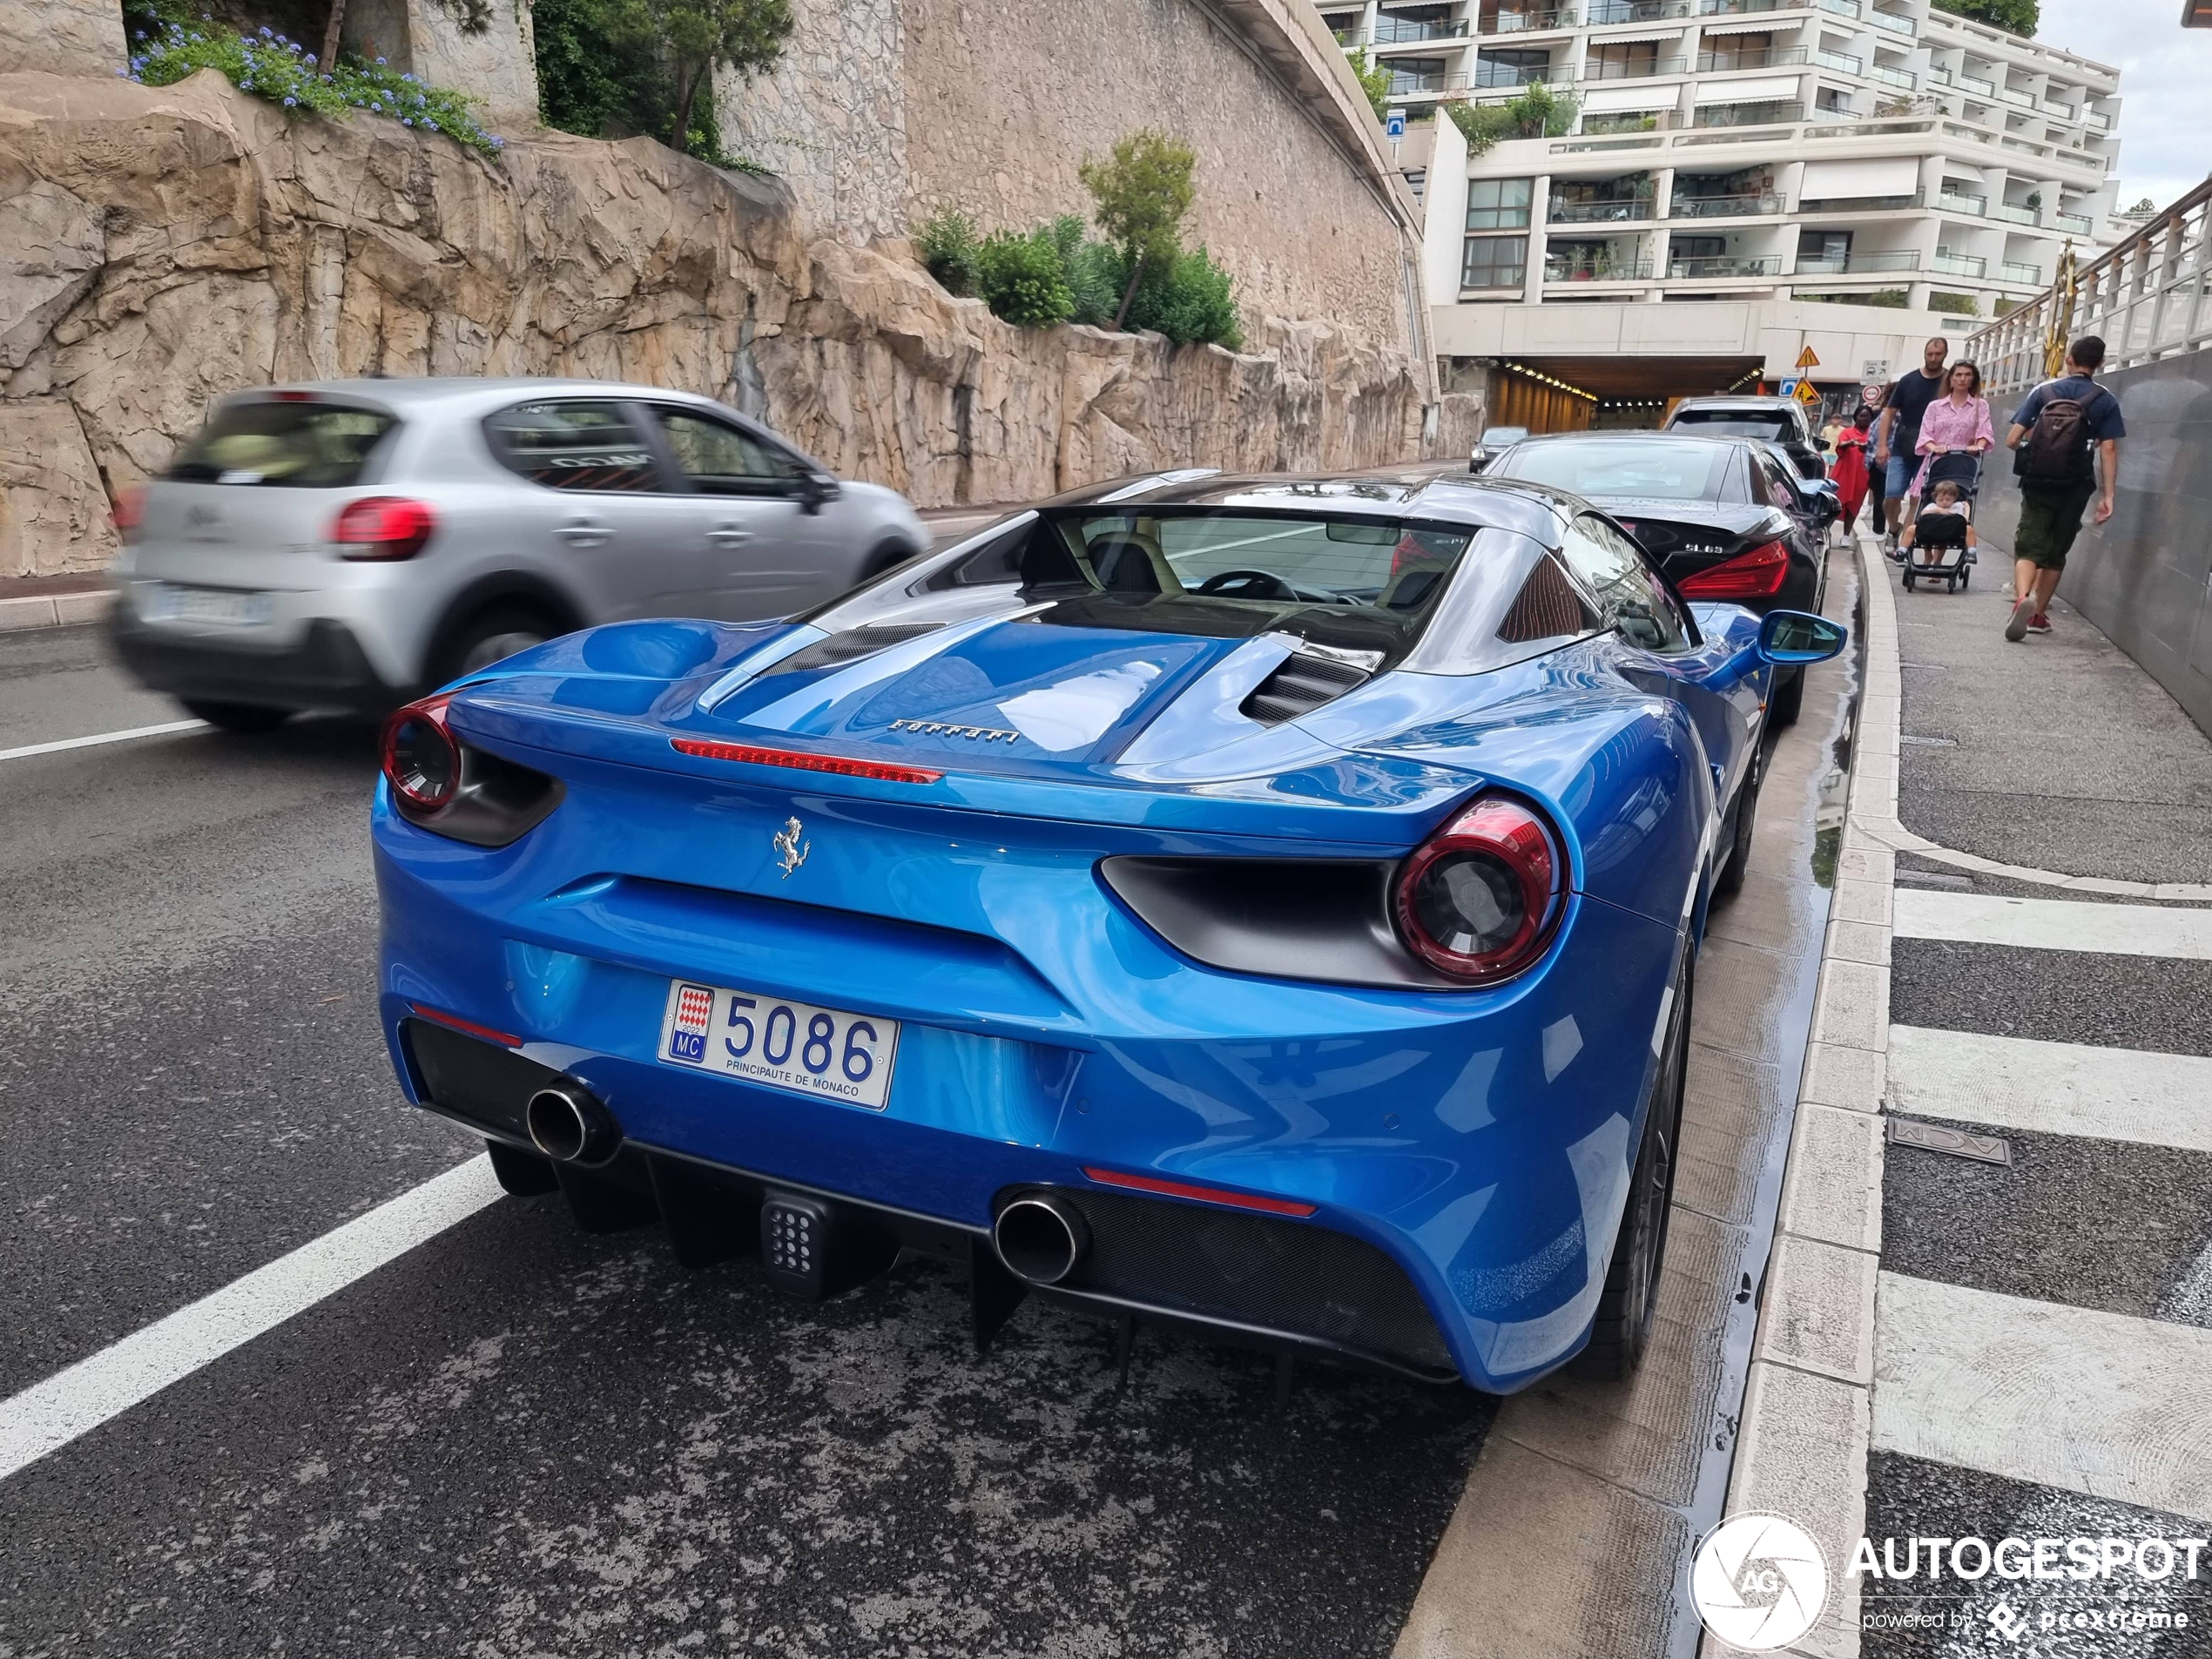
[604,0,793,160]
[1346,46,1391,122]
[1929,0,2037,35]
[1079,130,1197,331]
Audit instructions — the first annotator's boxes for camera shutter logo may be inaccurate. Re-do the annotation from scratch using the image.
[1691,1513,1830,1650]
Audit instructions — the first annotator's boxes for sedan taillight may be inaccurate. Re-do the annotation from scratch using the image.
[1394,796,1565,984]
[381,693,563,846]
[1676,539,1791,600]
[334,496,436,561]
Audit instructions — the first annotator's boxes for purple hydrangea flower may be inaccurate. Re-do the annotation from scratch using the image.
[401,117,413,125]
[374,55,386,64]
[283,95,296,105]
[258,25,272,37]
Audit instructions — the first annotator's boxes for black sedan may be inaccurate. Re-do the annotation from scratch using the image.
[1481,431,1832,724]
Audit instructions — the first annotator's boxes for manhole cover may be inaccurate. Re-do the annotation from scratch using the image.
[1887,1116,2011,1164]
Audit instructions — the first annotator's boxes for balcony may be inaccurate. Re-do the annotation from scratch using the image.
[1551,192,1657,220]
[1813,49,1863,74]
[1667,254,1784,277]
[1669,191,1784,217]
[1870,63,1914,90]
[1932,251,1987,277]
[1991,200,2038,225]
[1959,72,1995,96]
[1865,5,1914,31]
[1487,6,1578,32]
[2040,100,2075,119]
[2054,210,2093,233]
[1586,0,1690,19]
[1545,254,1658,280]
[2001,260,2043,284]
[1698,46,1808,70]
[1372,14,1471,40]
[1697,0,1789,15]
[1998,86,2034,107]
[1577,111,1679,135]
[1925,65,1952,86]
[1816,0,1860,16]
[1475,59,1575,85]
[2083,110,2109,132]
[1690,98,1804,126]
[1937,190,1987,215]
[1794,249,1921,273]
[1585,54,1689,77]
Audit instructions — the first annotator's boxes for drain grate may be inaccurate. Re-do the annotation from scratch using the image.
[1887,1115,2012,1165]
[1899,734,1959,747]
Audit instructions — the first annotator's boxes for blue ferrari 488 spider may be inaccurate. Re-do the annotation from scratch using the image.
[373,470,1844,1393]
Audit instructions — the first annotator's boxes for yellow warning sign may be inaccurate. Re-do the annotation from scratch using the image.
[1796,346,1820,369]
[1795,380,1822,407]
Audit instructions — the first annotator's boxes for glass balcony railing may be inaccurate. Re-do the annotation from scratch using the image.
[2083,110,2109,132]
[1666,255,1784,277]
[1932,251,1987,276]
[1579,110,1681,133]
[1372,15,1472,40]
[1550,192,1657,220]
[1669,191,1785,217]
[1690,99,1803,125]
[2001,260,2043,284]
[1586,0,1690,19]
[1487,6,1578,31]
[2054,210,2093,233]
[1798,188,1925,212]
[1998,86,2034,107]
[1814,49,1863,74]
[1545,257,1658,280]
[1925,65,1952,86]
[1700,46,1809,70]
[1870,63,1914,89]
[1959,73,1995,96]
[1475,59,1574,85]
[1865,6,1914,30]
[1697,0,1786,15]
[1991,201,2039,225]
[1815,0,1860,16]
[2040,100,2075,119]
[1937,190,1986,215]
[1585,54,1689,77]
[1793,250,1921,273]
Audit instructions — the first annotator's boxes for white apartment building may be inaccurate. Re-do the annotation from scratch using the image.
[1326,0,2122,408]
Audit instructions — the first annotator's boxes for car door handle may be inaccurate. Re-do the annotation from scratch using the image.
[557,517,611,547]
[707,523,754,549]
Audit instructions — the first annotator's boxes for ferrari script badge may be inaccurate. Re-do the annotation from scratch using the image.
[772,815,810,879]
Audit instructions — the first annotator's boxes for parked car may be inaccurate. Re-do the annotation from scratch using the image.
[1662,395,1828,482]
[1468,425,1529,474]
[372,469,1844,1393]
[107,379,928,728]
[1480,431,1833,725]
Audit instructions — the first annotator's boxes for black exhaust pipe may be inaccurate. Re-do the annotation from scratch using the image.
[525,1079,620,1165]
[993,1192,1090,1285]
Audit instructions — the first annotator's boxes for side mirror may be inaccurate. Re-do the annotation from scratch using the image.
[797,470,841,515]
[1757,609,1847,665]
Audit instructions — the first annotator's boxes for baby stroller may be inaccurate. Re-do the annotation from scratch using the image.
[1901,452,1979,594]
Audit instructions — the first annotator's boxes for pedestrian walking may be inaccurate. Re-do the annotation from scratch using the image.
[1874,336,1949,555]
[1831,408,1873,536]
[2003,334,2125,642]
[1912,361,1993,500]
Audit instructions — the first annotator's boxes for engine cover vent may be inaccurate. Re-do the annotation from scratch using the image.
[1238,650,1372,725]
[761,623,945,678]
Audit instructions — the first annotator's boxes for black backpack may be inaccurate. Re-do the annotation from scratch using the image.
[2016,384,2105,491]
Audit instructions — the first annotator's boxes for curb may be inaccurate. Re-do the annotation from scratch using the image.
[0,589,112,633]
[1701,533,1897,1659]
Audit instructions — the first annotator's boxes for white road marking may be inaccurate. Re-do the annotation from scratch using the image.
[1892,888,2212,961]
[0,1156,502,1484]
[1887,1026,2212,1154]
[0,718,207,763]
[1872,1271,2212,1524]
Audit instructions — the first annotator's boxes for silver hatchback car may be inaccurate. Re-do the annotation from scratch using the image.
[108,378,929,728]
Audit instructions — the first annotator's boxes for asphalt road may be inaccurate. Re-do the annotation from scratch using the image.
[0,624,1490,1658]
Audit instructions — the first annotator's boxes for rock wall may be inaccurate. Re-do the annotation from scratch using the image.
[0,71,1433,577]
[0,0,123,78]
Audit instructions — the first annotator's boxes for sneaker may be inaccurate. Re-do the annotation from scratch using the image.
[2027,613,2052,634]
[2005,596,2035,641]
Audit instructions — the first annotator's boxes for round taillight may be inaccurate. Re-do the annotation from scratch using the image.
[334,496,436,561]
[111,484,145,544]
[1394,797,1563,982]
[381,694,460,811]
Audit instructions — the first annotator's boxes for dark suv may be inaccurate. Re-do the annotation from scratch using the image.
[1662,395,1827,482]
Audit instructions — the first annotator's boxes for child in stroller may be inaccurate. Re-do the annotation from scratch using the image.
[1898,478,1978,592]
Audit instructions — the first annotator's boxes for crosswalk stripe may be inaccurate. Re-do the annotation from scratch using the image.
[1887,1026,2212,1154]
[1892,888,2212,961]
[1872,1271,2212,1524]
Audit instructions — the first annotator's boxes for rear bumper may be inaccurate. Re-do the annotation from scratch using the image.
[110,611,401,714]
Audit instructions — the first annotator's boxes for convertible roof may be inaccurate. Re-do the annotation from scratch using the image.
[1032,469,1566,543]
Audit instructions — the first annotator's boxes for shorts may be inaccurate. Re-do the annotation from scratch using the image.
[1884,452,1918,499]
[2015,488,2094,570]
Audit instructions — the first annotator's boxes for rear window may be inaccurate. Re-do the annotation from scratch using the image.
[1668,408,1795,442]
[166,400,397,487]
[1492,439,1732,502]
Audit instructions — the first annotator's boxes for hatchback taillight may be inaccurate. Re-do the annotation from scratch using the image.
[111,485,145,545]
[334,496,436,561]
[1677,539,1791,600]
[1393,797,1565,983]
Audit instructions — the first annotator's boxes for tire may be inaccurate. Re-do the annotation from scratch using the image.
[858,538,919,582]
[181,698,290,733]
[1715,747,1763,898]
[1770,663,1807,727]
[435,602,563,685]
[1573,953,1690,1380]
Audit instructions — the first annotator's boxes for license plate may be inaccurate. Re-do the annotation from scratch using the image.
[145,583,273,626]
[658,979,900,1110]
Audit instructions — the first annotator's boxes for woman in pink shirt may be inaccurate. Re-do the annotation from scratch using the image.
[1913,361,1995,498]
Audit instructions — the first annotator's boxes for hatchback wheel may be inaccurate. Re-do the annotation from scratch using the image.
[438,604,561,683]
[1770,664,1806,727]
[181,698,290,733]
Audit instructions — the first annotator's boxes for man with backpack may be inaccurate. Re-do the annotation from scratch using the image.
[2003,335,2125,642]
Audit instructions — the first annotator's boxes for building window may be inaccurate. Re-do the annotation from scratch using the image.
[1462,234,1529,289]
[1466,178,1534,231]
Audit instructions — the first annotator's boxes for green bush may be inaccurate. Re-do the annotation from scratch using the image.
[1049,215,1123,327]
[535,0,753,164]
[975,229,1076,327]
[1445,84,1577,157]
[1931,0,2036,33]
[1122,246,1243,350]
[1928,291,1979,316]
[915,206,982,296]
[1347,46,1391,123]
[120,10,505,158]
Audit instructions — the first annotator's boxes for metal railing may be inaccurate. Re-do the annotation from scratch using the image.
[1545,256,1658,280]
[1799,189,1924,211]
[1925,65,1952,86]
[1865,5,1914,30]
[1697,0,1788,14]
[1814,49,1863,74]
[1577,111,1677,135]
[2083,109,2109,132]
[1997,85,2034,107]
[1870,63,1914,89]
[1697,46,1808,70]
[1932,251,1987,277]
[1794,249,1921,273]
[1487,6,1578,31]
[1816,0,1860,16]
[1585,53,1689,77]
[1992,201,2039,226]
[2040,99,2075,119]
[1475,58,1575,85]
[1550,192,1658,220]
[2054,211,2093,234]
[2000,260,2042,285]
[1386,68,1466,92]
[1372,15,1471,41]
[1969,176,2212,395]
[1668,191,1784,217]
[1937,190,1987,215]
[1667,254,1784,277]
[1690,98,1804,126]
[1958,72,1995,97]
[1586,0,1690,19]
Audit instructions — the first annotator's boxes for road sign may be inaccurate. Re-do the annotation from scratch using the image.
[1863,383,1884,404]
[1862,358,1889,381]
[1778,377,1799,401]
[1795,380,1822,408]
[1385,108,1406,139]
[1796,346,1820,369]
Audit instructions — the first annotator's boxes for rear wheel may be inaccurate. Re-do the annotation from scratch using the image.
[181,698,290,733]
[1573,953,1689,1379]
[1770,664,1806,726]
[1716,746,1764,897]
[435,603,563,685]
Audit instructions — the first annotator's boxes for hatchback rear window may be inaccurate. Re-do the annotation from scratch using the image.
[166,400,397,487]
[1668,409,1795,442]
